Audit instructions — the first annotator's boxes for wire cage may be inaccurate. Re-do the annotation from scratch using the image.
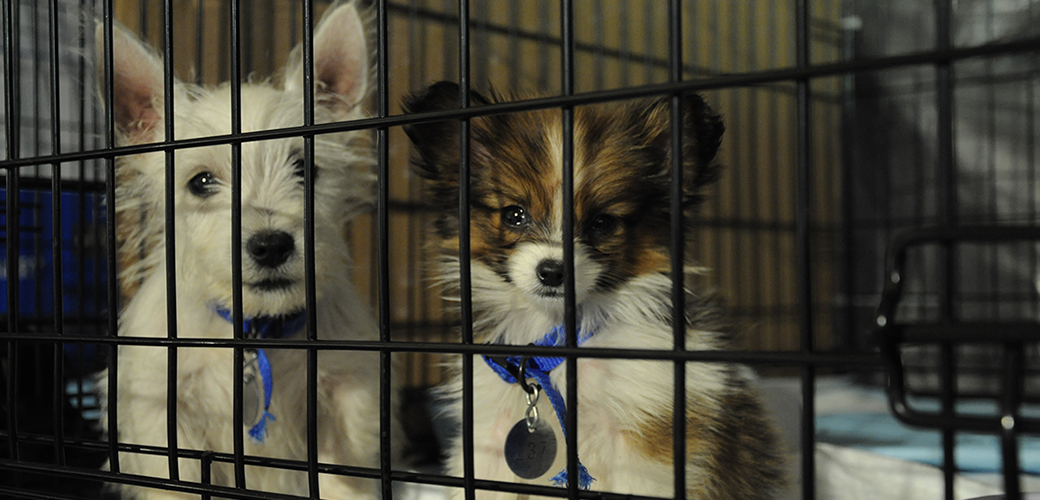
[0,0,1038,499]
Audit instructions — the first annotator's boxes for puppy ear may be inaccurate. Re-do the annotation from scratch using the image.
[644,94,724,206]
[402,81,491,185]
[95,21,165,143]
[285,1,370,115]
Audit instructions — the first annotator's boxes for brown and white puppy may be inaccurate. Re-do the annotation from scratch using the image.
[405,82,784,499]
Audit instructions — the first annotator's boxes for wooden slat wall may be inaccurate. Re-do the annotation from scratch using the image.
[112,0,845,386]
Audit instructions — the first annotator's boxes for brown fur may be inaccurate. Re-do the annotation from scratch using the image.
[113,163,149,304]
[626,374,785,499]
[404,83,723,293]
[405,82,784,498]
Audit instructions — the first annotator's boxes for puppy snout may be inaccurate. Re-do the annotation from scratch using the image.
[536,259,565,287]
[247,230,296,268]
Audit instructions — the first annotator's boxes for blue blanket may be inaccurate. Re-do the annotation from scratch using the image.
[817,406,1040,474]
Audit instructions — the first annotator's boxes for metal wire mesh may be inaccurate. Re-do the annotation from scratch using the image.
[0,1,1038,499]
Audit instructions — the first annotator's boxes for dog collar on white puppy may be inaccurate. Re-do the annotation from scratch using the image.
[214,307,306,443]
[213,308,308,340]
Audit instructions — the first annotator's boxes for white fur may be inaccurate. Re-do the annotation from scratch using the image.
[428,112,763,496]
[95,3,394,499]
[440,239,735,498]
[504,243,602,318]
[408,87,783,499]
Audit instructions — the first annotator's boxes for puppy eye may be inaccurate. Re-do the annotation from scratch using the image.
[187,171,220,197]
[589,213,619,234]
[501,205,528,228]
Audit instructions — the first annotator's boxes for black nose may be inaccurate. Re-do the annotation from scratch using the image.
[246,231,295,268]
[535,259,565,287]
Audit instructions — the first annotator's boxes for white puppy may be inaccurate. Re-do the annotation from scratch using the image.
[96,2,392,499]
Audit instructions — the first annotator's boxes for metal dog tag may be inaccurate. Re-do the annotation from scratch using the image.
[242,350,263,428]
[504,419,557,479]
[503,384,557,479]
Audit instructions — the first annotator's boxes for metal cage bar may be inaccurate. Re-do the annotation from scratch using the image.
[299,0,321,494]
[877,225,1040,500]
[1,1,1039,499]
[229,0,247,489]
[160,0,180,482]
[3,0,22,472]
[456,2,475,500]
[559,0,577,496]
[99,0,121,477]
[795,1,817,498]
[376,1,394,498]
[933,2,959,498]
[46,0,66,470]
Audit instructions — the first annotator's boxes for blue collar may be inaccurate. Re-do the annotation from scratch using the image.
[214,307,306,443]
[214,308,307,340]
[482,324,597,489]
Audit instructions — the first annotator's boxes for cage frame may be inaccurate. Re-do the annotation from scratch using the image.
[0,1,1039,499]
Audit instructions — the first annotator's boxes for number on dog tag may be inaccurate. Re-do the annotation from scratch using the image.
[242,351,264,428]
[504,419,557,479]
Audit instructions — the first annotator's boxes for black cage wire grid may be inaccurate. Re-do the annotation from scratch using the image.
[1,1,1039,499]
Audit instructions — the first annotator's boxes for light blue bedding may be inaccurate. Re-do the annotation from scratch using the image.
[816,407,1040,473]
